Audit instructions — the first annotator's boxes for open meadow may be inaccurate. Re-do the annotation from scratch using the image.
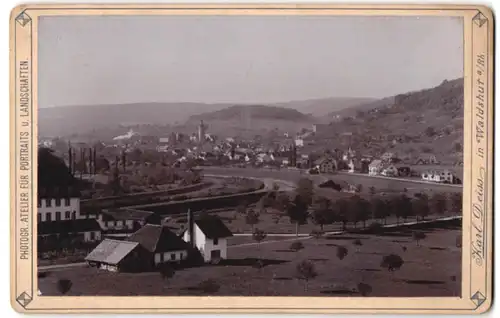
[38,220,461,297]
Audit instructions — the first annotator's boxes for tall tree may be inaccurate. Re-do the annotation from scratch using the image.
[413,193,430,221]
[121,151,127,172]
[399,194,413,223]
[274,193,290,212]
[92,147,97,175]
[430,192,447,216]
[245,209,260,232]
[67,145,73,175]
[295,260,318,292]
[336,198,350,231]
[351,195,371,228]
[371,197,388,224]
[287,195,309,236]
[252,228,267,259]
[448,193,463,215]
[412,231,427,246]
[38,148,76,189]
[296,177,314,205]
[311,197,333,231]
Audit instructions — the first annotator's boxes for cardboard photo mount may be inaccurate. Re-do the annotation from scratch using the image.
[9,3,494,314]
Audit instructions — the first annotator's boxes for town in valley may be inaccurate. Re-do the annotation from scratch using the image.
[37,78,464,297]
[36,15,464,297]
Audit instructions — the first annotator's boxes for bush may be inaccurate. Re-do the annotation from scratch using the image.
[357,282,373,296]
[380,254,404,271]
[197,279,220,293]
[336,246,349,260]
[159,264,175,280]
[368,222,384,233]
[353,239,363,246]
[57,279,72,295]
[290,241,304,252]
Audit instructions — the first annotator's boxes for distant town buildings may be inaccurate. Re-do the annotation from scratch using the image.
[314,156,338,174]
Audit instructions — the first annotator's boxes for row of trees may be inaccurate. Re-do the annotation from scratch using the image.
[239,177,462,236]
[310,191,462,232]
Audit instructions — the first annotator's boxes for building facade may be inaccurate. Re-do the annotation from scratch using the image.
[182,211,233,263]
[37,197,85,222]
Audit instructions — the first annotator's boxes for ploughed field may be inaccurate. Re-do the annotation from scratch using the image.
[39,222,461,297]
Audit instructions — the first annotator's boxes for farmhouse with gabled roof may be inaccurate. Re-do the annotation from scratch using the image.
[180,210,233,263]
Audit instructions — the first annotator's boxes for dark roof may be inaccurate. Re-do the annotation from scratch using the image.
[127,224,190,253]
[318,180,343,191]
[38,219,101,236]
[194,216,233,239]
[101,208,154,222]
[85,239,139,264]
[314,156,336,166]
[38,187,81,200]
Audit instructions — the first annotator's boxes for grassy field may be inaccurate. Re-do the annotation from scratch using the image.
[39,221,461,297]
[202,167,463,193]
[164,205,460,235]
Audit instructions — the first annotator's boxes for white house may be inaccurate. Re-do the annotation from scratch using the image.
[421,170,458,184]
[182,211,233,263]
[294,137,304,147]
[37,190,102,245]
[37,197,84,222]
[368,160,383,176]
[421,171,442,182]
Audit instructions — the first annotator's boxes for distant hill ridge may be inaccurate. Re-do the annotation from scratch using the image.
[189,104,313,122]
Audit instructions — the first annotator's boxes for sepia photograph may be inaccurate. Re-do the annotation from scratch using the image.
[10,3,493,314]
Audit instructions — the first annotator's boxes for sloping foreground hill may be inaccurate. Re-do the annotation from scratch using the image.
[312,78,464,164]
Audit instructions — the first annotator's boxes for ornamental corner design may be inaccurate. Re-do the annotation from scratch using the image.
[15,11,32,27]
[16,292,32,308]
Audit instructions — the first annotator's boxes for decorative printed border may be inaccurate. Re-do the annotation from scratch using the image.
[10,4,494,314]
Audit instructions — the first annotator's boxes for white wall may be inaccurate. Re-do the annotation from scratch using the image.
[38,197,80,222]
[100,263,118,272]
[183,224,227,262]
[98,218,134,231]
[154,250,187,264]
[202,237,227,262]
[83,231,101,242]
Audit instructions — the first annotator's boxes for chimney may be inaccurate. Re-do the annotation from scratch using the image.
[187,208,195,247]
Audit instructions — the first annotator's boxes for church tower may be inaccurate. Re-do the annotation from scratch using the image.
[197,120,207,144]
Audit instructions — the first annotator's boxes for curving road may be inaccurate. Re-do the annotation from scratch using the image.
[202,167,463,193]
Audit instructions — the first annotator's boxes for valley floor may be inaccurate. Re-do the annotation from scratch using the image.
[39,223,461,297]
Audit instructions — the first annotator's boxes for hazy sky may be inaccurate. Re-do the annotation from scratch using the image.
[38,15,463,108]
